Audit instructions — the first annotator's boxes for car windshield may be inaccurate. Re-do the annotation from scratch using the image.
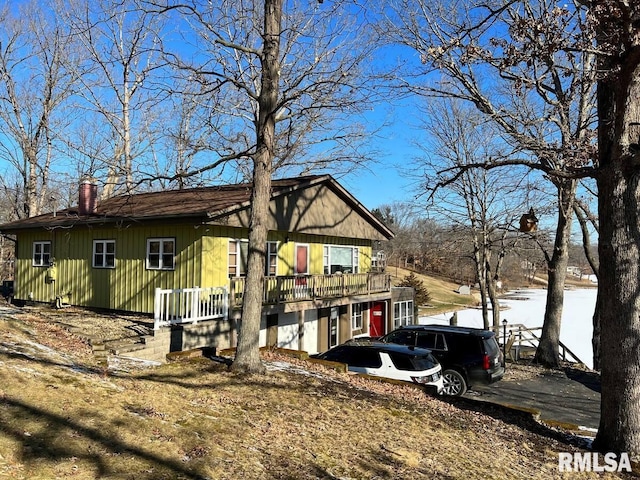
[388,351,438,371]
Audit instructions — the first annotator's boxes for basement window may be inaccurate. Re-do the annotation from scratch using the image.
[351,303,364,331]
[393,300,414,329]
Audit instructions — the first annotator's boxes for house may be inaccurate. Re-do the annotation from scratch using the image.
[0,175,414,361]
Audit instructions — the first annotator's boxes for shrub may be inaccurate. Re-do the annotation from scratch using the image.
[398,272,432,307]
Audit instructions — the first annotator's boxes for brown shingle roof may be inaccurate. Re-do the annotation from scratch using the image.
[0,175,328,231]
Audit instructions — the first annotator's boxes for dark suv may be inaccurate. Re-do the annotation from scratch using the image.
[379,324,504,396]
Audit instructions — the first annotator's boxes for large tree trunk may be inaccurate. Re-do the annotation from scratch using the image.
[231,0,282,374]
[593,24,640,453]
[533,180,575,368]
[594,150,640,454]
[592,289,602,372]
[25,147,40,218]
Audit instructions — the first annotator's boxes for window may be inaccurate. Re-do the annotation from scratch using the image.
[266,241,278,276]
[229,240,279,277]
[329,307,339,348]
[146,238,175,270]
[389,352,438,371]
[323,245,359,274]
[384,330,415,346]
[393,300,414,328]
[351,303,364,331]
[416,332,446,351]
[347,348,382,368]
[228,240,248,277]
[93,240,116,268]
[321,346,381,368]
[33,241,51,266]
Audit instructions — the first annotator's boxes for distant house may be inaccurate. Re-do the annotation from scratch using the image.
[0,175,411,360]
[566,266,582,277]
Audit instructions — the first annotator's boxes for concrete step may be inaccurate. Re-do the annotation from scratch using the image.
[103,336,146,354]
[111,342,148,355]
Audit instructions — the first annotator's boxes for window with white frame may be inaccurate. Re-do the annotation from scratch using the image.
[146,238,175,270]
[32,241,51,267]
[351,303,364,331]
[93,240,116,268]
[393,300,414,328]
[229,240,279,277]
[228,239,248,277]
[266,241,278,276]
[323,245,359,274]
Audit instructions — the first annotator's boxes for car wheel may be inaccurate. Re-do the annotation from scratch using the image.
[442,369,467,396]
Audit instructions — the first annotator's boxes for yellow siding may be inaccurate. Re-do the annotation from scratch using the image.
[14,224,205,314]
[13,224,373,314]
[360,246,372,272]
[200,226,248,288]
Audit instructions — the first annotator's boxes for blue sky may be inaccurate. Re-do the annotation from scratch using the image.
[342,130,421,211]
[339,91,427,211]
[0,0,426,216]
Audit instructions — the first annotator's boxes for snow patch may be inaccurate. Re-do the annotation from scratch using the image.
[420,288,597,369]
[107,355,162,373]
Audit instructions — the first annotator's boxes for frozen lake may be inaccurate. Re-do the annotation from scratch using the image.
[419,288,597,369]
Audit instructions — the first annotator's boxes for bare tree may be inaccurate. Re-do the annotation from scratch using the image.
[573,191,600,369]
[0,1,77,218]
[142,0,382,373]
[149,0,382,185]
[419,100,533,329]
[380,0,598,367]
[150,79,226,189]
[60,0,168,198]
[588,0,640,456]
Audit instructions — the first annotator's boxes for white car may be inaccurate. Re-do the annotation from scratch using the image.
[313,342,444,394]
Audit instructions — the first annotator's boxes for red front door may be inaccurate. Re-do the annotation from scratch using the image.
[295,244,309,275]
[370,302,386,337]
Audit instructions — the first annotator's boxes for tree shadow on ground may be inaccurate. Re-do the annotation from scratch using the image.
[0,396,209,480]
[564,366,601,393]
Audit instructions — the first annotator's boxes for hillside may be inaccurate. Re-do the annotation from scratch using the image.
[389,266,479,316]
[388,266,597,318]
[0,307,627,480]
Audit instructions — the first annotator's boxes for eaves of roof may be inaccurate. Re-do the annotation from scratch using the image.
[0,174,394,240]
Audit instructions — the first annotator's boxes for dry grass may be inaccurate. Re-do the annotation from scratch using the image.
[0,307,631,480]
[389,266,478,315]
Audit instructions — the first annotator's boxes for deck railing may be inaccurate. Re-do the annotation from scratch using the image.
[154,273,391,329]
[495,323,585,365]
[229,272,391,307]
[154,286,229,330]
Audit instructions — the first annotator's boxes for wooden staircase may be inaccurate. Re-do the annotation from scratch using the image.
[498,323,586,366]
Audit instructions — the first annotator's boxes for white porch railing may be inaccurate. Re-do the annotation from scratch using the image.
[154,286,229,331]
